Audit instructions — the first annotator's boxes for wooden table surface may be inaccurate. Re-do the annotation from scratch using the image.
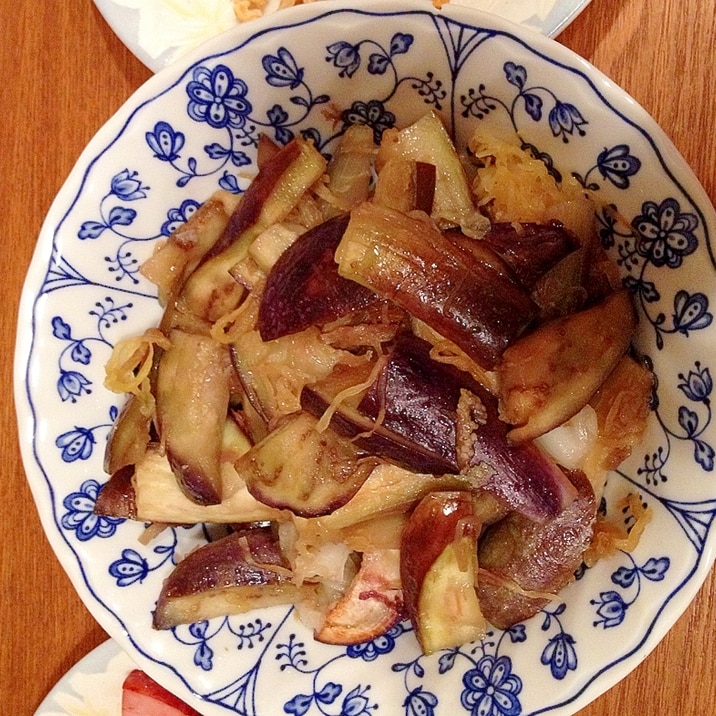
[2,0,715,713]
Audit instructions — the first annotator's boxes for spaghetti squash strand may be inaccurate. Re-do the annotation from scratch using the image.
[315,354,388,433]
[104,328,170,395]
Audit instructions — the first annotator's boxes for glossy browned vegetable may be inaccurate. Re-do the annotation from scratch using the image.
[154,527,310,629]
[335,202,537,368]
[156,330,233,505]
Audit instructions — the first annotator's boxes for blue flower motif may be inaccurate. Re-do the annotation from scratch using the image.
[611,565,638,588]
[591,590,627,628]
[263,47,304,89]
[341,100,396,143]
[285,682,344,715]
[193,639,214,671]
[597,145,641,188]
[146,120,185,161]
[61,479,122,541]
[504,61,527,88]
[57,370,92,402]
[109,548,150,586]
[283,694,313,716]
[187,64,252,129]
[640,556,670,581]
[285,694,314,716]
[502,62,544,120]
[206,142,227,159]
[347,624,402,661]
[218,171,242,193]
[55,426,96,462]
[436,649,459,674]
[70,340,92,365]
[161,199,201,236]
[78,220,107,240]
[632,198,699,268]
[461,655,522,716]
[316,682,342,705]
[404,687,438,716]
[367,33,414,75]
[206,140,253,167]
[505,624,527,643]
[624,275,660,304]
[694,439,715,470]
[326,41,361,78]
[540,633,578,680]
[368,53,391,75]
[389,32,413,55]
[679,405,700,437]
[340,685,373,716]
[267,103,289,127]
[187,621,215,670]
[679,362,713,403]
[78,205,138,240]
[51,316,73,340]
[548,101,587,142]
[673,291,713,334]
[266,104,295,145]
[110,169,148,201]
[522,92,544,122]
[107,205,138,227]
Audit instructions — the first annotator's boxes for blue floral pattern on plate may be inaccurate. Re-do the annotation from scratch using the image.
[15,3,716,715]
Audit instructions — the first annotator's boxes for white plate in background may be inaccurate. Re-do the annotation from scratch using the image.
[34,641,133,716]
[93,0,593,71]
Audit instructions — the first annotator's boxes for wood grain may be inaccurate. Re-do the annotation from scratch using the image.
[1,0,714,713]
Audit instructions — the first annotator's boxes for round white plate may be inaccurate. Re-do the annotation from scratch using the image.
[93,0,593,72]
[34,641,134,716]
[16,2,716,715]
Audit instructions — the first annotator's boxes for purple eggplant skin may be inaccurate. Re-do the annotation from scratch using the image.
[367,333,576,521]
[357,331,463,471]
[336,203,538,369]
[470,436,577,524]
[160,527,289,598]
[153,526,294,629]
[258,213,377,342]
[477,469,597,629]
[205,139,302,261]
[94,464,137,519]
[462,381,578,523]
[301,384,460,476]
[482,222,579,289]
[302,331,576,521]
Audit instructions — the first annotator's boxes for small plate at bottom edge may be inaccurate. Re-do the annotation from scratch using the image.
[35,640,134,716]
